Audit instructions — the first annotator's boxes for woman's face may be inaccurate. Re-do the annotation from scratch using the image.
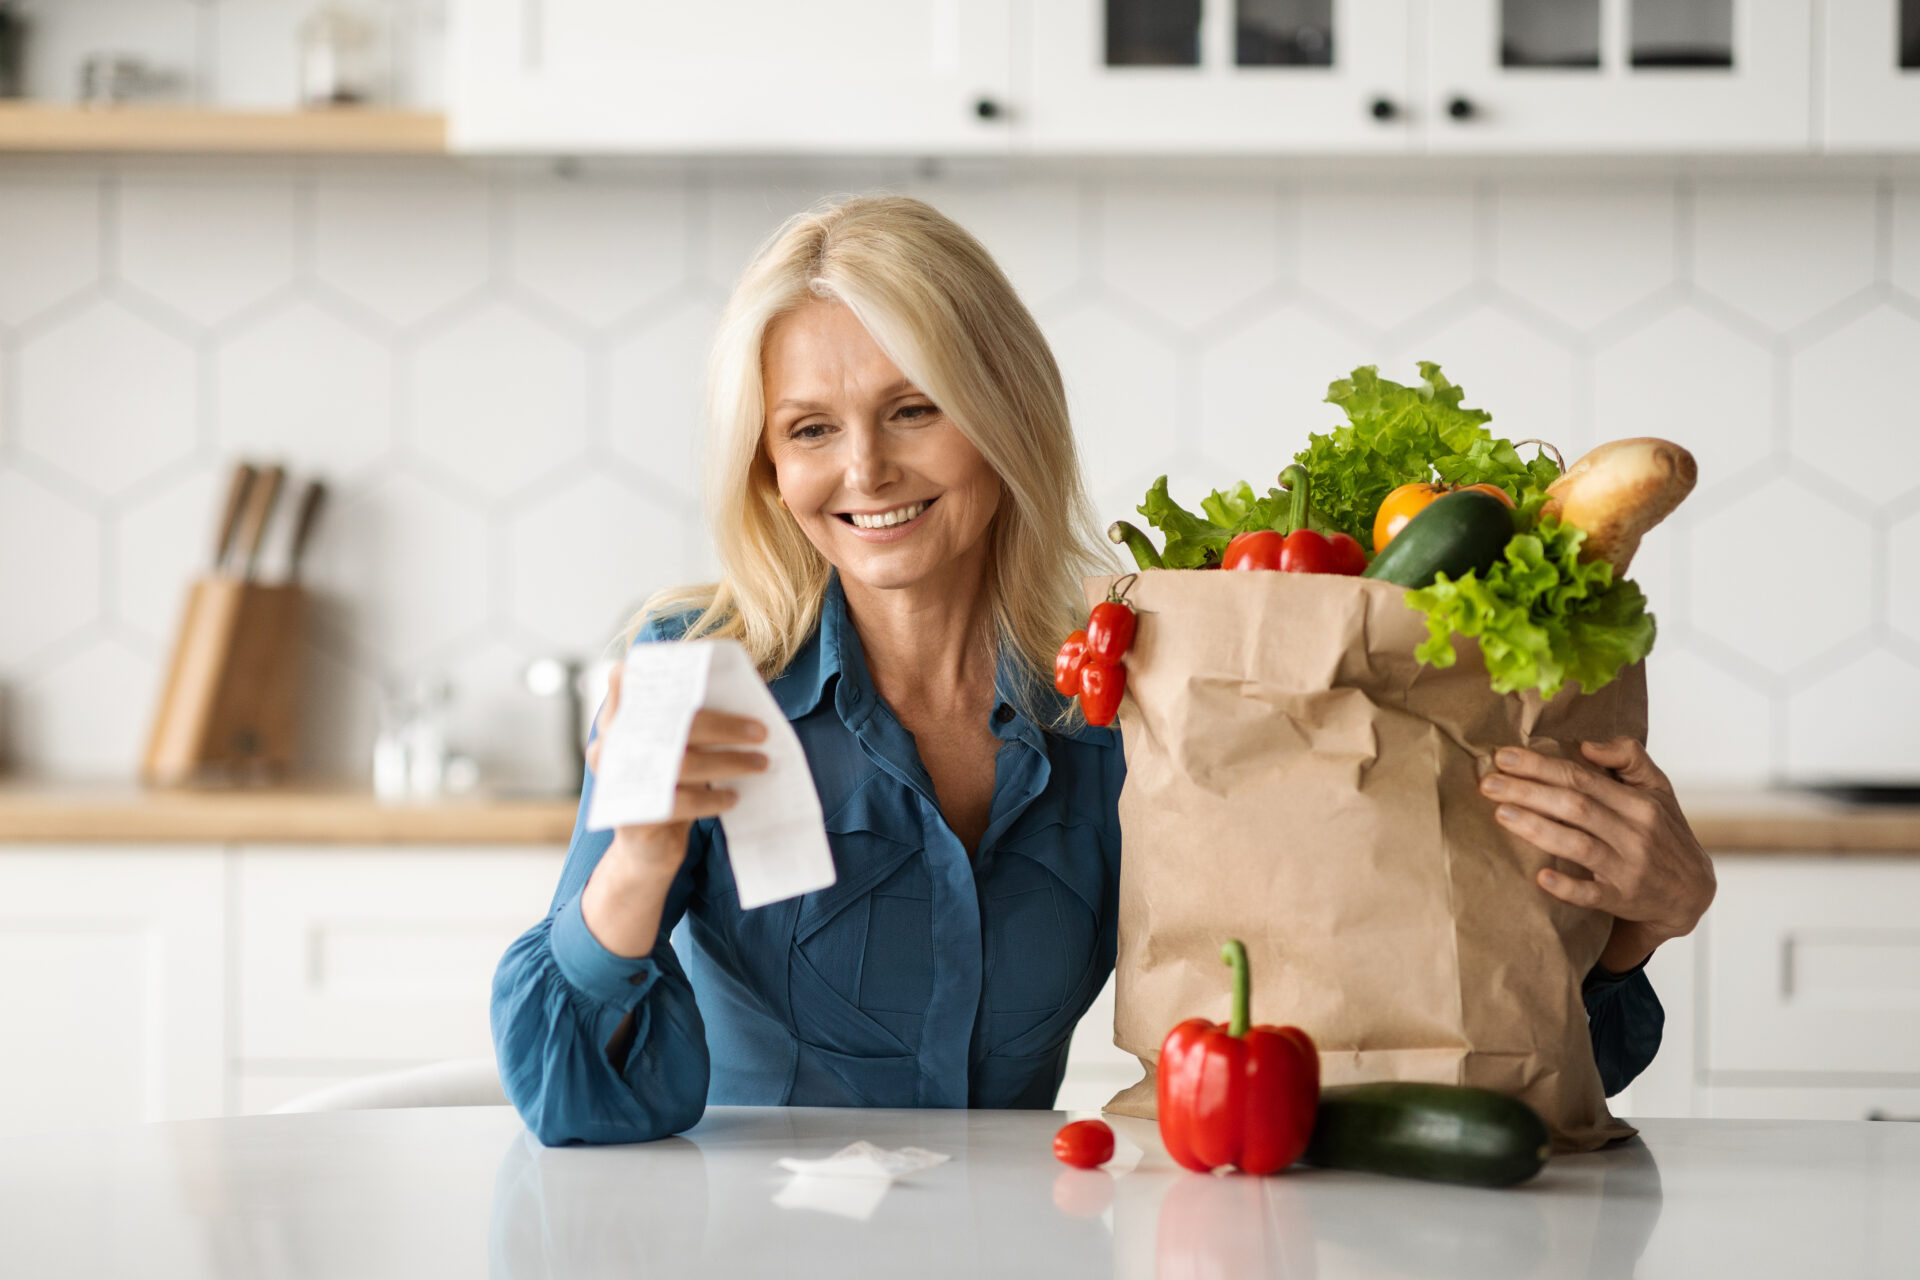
[762,299,1002,596]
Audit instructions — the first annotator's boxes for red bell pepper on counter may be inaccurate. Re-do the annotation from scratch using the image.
[1157,939,1319,1175]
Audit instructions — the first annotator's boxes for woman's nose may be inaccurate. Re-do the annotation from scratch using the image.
[844,422,901,495]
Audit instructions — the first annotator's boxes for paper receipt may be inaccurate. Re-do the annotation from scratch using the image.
[586,639,836,909]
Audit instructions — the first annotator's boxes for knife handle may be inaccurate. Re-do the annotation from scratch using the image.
[213,462,256,574]
[286,480,327,582]
[233,464,285,581]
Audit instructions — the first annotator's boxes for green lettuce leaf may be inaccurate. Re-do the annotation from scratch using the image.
[1295,362,1559,544]
[1137,476,1289,569]
[1406,518,1655,698]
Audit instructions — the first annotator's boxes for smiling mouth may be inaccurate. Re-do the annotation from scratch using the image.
[838,498,934,530]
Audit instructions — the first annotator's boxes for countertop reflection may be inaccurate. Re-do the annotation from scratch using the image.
[2,1106,1915,1278]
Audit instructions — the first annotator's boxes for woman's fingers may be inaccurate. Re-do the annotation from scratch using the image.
[1536,866,1609,911]
[677,749,768,785]
[1481,764,1637,859]
[1492,802,1619,877]
[688,709,769,747]
[670,784,738,821]
[1581,736,1673,794]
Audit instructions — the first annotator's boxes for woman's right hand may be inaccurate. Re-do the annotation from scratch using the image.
[579,661,769,958]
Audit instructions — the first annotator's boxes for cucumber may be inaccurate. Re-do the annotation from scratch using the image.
[1361,488,1514,589]
[1304,1082,1552,1187]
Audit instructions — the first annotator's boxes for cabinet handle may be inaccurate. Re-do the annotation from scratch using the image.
[974,97,1004,121]
[1369,97,1398,121]
[1447,96,1476,121]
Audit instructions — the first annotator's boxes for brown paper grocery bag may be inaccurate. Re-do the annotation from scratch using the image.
[1091,570,1640,1152]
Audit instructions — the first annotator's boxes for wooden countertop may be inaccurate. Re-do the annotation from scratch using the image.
[0,782,1913,852]
[0,783,577,846]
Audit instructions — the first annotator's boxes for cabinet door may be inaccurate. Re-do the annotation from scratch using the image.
[1705,857,1920,1079]
[1427,0,1812,151]
[449,0,1014,154]
[1824,0,1920,150]
[237,848,562,1066]
[1024,0,1416,152]
[0,848,225,1134]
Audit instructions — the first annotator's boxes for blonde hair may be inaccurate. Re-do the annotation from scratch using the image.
[627,194,1113,725]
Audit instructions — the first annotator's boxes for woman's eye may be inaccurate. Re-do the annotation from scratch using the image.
[896,403,938,422]
[791,421,832,440]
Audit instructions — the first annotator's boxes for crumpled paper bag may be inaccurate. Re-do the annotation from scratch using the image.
[1090,570,1640,1152]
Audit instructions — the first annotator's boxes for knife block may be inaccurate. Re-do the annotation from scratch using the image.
[143,579,306,785]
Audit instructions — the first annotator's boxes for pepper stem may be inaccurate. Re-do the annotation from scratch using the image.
[1221,938,1250,1038]
[1277,465,1310,536]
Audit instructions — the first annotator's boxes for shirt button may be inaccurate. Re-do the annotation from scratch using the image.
[628,971,648,986]
[994,704,1015,724]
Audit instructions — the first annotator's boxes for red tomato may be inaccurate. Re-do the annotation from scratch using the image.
[1086,601,1137,662]
[1078,661,1125,727]
[1053,1119,1116,1169]
[1221,530,1284,571]
[1326,531,1368,576]
[1054,630,1088,696]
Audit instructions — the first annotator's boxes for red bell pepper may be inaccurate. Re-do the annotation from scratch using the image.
[1157,939,1319,1175]
[1223,467,1364,576]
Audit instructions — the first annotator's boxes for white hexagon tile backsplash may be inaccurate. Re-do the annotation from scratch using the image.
[0,164,1916,788]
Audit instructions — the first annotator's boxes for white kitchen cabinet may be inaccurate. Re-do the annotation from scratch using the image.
[448,0,1015,154]
[1427,0,1813,152]
[1022,0,1417,153]
[1823,0,1920,151]
[1704,856,1920,1078]
[235,847,562,1069]
[0,848,225,1136]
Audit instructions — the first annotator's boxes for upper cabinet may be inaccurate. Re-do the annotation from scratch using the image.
[1427,0,1813,151]
[448,0,1015,153]
[1824,0,1920,150]
[1022,0,1416,153]
[447,0,1910,155]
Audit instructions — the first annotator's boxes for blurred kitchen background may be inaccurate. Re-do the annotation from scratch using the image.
[0,0,1916,1136]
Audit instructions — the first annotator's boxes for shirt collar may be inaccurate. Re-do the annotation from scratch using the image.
[764,571,1116,748]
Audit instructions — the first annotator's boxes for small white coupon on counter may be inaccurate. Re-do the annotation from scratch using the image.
[587,639,835,909]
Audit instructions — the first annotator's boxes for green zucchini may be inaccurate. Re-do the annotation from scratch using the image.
[1361,488,1514,589]
[1304,1082,1552,1187]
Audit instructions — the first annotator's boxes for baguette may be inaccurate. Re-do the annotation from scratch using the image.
[1541,437,1696,573]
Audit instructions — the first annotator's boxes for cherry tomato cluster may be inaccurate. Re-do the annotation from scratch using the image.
[1056,586,1137,727]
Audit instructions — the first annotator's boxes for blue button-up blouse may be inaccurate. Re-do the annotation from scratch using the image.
[492,577,1662,1147]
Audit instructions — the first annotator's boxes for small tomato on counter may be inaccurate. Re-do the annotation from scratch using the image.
[1158,939,1319,1175]
[1053,1119,1116,1170]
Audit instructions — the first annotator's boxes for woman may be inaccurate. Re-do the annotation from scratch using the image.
[491,196,1716,1146]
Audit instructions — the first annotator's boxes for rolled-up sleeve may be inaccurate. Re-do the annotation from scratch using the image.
[491,790,712,1145]
[1583,957,1664,1097]
[491,620,715,1146]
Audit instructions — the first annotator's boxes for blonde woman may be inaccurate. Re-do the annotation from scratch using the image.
[491,196,1709,1146]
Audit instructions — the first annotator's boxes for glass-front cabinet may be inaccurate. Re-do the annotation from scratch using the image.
[1022,0,1417,152]
[1824,0,1920,149]
[1426,0,1813,151]
[449,0,1014,153]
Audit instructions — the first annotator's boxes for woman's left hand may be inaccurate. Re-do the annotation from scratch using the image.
[1481,737,1717,975]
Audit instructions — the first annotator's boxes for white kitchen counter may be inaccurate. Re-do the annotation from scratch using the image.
[1,1105,1914,1278]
